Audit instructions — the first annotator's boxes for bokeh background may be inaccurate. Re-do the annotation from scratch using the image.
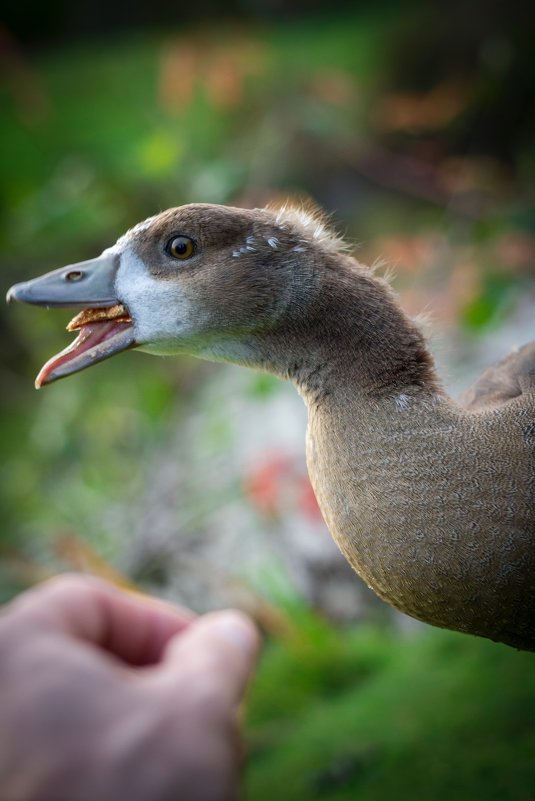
[1,1,535,798]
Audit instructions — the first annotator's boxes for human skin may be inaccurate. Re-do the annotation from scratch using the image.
[0,574,259,801]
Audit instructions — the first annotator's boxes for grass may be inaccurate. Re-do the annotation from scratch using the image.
[246,616,535,801]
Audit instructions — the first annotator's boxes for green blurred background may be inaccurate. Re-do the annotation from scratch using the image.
[1,1,535,798]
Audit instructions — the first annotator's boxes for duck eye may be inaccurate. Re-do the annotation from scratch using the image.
[167,236,195,260]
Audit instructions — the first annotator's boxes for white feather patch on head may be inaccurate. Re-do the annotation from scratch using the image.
[267,202,350,255]
[394,393,410,411]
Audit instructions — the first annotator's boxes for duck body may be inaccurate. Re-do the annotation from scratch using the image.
[308,387,534,650]
[7,203,535,649]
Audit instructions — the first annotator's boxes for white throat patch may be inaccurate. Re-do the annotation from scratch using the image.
[115,246,200,354]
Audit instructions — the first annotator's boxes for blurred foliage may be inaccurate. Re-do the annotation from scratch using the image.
[246,608,535,800]
[1,3,534,798]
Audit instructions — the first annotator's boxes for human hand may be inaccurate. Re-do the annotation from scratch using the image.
[0,574,259,801]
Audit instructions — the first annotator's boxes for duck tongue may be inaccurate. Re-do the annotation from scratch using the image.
[35,312,136,388]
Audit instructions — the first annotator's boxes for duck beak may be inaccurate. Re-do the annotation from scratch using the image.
[6,254,120,308]
[6,253,138,388]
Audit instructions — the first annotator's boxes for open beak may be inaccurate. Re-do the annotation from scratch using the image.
[6,253,138,388]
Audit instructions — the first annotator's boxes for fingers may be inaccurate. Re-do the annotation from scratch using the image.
[6,574,195,666]
[153,610,260,711]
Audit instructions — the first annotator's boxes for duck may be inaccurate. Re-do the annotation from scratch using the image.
[6,202,535,650]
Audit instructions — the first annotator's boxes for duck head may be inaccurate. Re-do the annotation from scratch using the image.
[7,203,343,388]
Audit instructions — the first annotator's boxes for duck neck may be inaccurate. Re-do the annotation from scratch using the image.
[260,255,444,409]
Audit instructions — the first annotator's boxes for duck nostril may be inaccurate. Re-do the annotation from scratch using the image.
[65,270,84,282]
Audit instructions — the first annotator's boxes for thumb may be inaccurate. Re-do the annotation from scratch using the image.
[154,610,260,711]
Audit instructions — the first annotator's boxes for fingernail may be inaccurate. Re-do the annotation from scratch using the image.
[211,612,259,654]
